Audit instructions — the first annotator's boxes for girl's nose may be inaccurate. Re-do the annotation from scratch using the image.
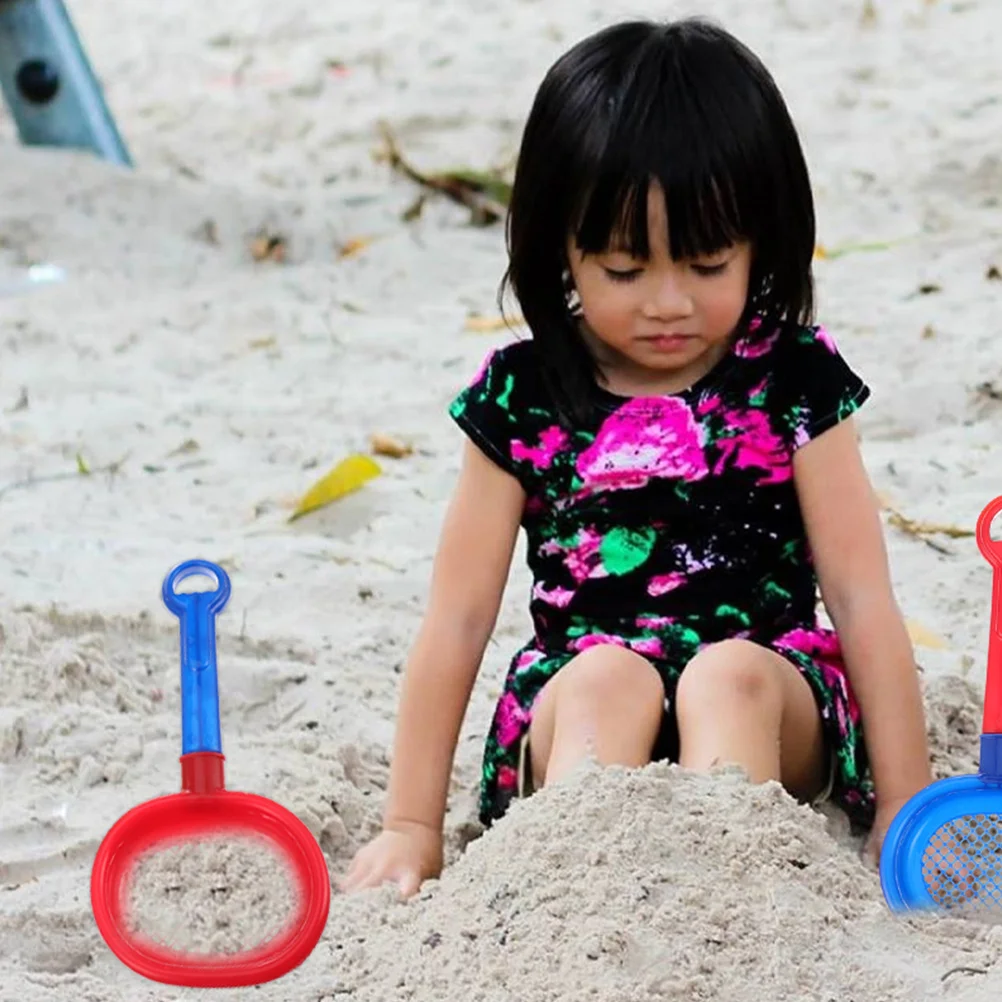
[642,269,693,320]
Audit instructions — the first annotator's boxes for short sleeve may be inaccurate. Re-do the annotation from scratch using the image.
[448,345,525,478]
[775,324,871,451]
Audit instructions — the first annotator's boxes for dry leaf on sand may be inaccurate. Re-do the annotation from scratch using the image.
[464,314,524,333]
[905,619,950,650]
[370,433,412,459]
[288,454,381,521]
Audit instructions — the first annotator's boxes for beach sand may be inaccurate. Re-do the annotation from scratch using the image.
[1,0,1001,998]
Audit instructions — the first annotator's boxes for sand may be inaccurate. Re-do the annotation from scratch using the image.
[0,0,1001,998]
[125,835,298,955]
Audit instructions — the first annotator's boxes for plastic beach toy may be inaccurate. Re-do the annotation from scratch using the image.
[90,559,330,987]
[880,495,1002,914]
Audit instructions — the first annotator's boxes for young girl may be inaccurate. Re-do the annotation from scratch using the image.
[339,16,932,898]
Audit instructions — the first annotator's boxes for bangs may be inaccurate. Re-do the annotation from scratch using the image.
[574,166,746,262]
[569,29,771,262]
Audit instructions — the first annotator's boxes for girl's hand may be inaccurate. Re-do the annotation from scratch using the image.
[336,821,443,899]
[863,796,912,868]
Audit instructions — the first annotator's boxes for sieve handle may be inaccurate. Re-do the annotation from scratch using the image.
[161,559,232,756]
[976,497,1002,736]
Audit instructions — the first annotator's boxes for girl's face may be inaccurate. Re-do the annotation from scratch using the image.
[566,183,752,395]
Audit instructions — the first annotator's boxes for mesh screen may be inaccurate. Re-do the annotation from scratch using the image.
[922,814,1002,912]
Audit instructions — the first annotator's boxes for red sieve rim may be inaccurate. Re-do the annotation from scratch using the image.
[977,497,1002,736]
[90,789,330,988]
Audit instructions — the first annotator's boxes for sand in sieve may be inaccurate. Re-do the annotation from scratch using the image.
[125,833,300,955]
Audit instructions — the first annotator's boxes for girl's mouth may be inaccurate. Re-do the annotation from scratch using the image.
[640,333,694,352]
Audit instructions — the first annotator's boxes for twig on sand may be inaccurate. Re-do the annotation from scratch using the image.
[0,454,129,504]
[940,965,988,983]
[375,121,510,226]
[878,495,973,554]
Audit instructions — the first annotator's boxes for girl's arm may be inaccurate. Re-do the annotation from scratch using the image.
[792,418,934,816]
[382,438,525,836]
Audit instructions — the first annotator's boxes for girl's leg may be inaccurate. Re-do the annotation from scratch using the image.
[674,639,827,801]
[527,644,665,788]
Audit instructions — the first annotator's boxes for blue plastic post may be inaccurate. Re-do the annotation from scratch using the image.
[981,734,1002,783]
[161,560,231,756]
[0,0,130,165]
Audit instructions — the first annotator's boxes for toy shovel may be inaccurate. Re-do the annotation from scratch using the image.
[90,559,331,986]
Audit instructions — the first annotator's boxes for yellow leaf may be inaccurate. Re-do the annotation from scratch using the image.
[905,619,949,650]
[464,314,524,333]
[814,238,901,261]
[76,453,90,475]
[288,455,381,521]
[338,236,373,259]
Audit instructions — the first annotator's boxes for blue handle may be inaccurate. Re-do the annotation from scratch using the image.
[161,559,231,756]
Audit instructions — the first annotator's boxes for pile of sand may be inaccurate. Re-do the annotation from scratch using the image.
[316,761,1002,1002]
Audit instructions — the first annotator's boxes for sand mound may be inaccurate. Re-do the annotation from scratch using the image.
[316,764,1002,1002]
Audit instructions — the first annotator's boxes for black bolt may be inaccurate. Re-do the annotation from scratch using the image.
[16,59,60,104]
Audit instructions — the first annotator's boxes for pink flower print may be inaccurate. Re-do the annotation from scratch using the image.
[532,582,576,608]
[576,397,709,492]
[774,626,840,668]
[497,765,519,792]
[834,696,848,735]
[569,631,664,658]
[773,626,859,722]
[512,425,570,470]
[713,408,791,485]
[648,573,686,597]
[631,637,666,658]
[568,633,628,653]
[636,614,676,629]
[696,393,721,417]
[513,648,546,673]
[815,325,837,354]
[542,527,606,584]
[733,324,779,359]
[495,692,530,748]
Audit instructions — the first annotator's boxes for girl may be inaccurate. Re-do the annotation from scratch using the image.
[339,17,932,898]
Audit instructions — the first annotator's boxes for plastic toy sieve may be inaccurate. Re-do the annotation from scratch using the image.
[880,495,1002,914]
[90,559,330,987]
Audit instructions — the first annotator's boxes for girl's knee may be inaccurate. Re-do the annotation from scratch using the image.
[676,639,784,712]
[558,644,665,709]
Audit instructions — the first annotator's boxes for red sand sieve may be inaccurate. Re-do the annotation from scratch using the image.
[90,559,330,987]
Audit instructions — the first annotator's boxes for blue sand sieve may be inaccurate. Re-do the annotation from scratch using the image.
[880,495,1002,914]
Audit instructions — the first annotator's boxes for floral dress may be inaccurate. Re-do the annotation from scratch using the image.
[449,316,876,832]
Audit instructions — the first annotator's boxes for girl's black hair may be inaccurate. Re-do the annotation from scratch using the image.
[500,17,817,423]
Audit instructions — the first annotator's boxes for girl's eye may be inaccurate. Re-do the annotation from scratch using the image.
[603,267,642,282]
[691,261,729,277]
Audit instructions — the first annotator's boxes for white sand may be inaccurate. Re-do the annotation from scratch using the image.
[126,835,298,955]
[1,0,1001,998]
